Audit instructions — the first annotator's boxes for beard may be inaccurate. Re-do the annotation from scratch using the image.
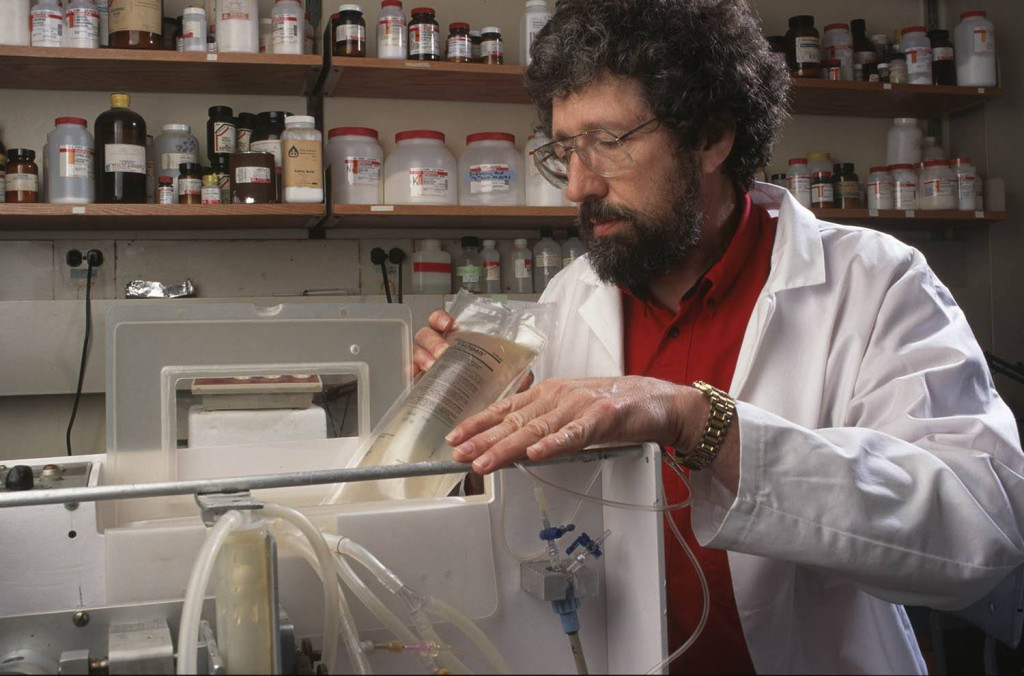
[578,160,703,289]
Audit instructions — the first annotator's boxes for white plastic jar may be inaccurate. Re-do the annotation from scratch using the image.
[281,115,323,204]
[950,157,976,211]
[271,0,303,54]
[216,0,258,53]
[45,117,95,204]
[327,126,383,205]
[376,0,406,59]
[865,166,894,211]
[155,123,198,197]
[519,0,550,66]
[823,23,854,81]
[64,0,99,48]
[525,132,570,206]
[182,6,207,51]
[954,11,996,87]
[411,239,451,294]
[886,118,922,167]
[384,130,457,205]
[0,0,31,45]
[890,164,918,210]
[786,157,811,208]
[459,132,523,206]
[901,26,933,85]
[919,160,956,210]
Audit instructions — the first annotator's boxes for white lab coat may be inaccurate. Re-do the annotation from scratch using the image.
[532,182,1024,674]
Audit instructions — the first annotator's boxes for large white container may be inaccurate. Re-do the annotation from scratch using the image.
[459,132,523,206]
[525,132,570,206]
[561,227,586,267]
[886,118,922,166]
[327,126,383,205]
[865,166,894,211]
[155,123,199,197]
[919,160,956,210]
[281,115,323,204]
[890,164,918,210]
[271,0,303,54]
[900,26,933,86]
[384,130,457,205]
[216,0,259,53]
[46,117,95,204]
[954,11,996,87]
[519,0,550,66]
[411,239,451,294]
[0,0,31,45]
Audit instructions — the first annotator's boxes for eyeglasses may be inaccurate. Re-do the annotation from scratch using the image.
[532,117,661,189]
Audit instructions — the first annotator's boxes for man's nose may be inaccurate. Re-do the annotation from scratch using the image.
[565,152,609,204]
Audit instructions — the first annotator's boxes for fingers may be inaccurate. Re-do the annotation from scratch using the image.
[466,404,587,473]
[445,386,543,448]
[517,371,535,393]
[428,309,454,333]
[413,325,449,366]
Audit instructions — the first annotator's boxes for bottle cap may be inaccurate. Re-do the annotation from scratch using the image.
[381,0,402,7]
[110,93,130,109]
[179,162,202,174]
[481,26,500,35]
[395,129,445,143]
[419,239,441,250]
[449,22,469,31]
[526,0,548,8]
[482,239,496,247]
[888,164,913,171]
[514,238,528,247]
[807,152,831,161]
[162,123,191,133]
[183,6,205,15]
[10,148,36,161]
[923,159,949,168]
[285,115,316,126]
[869,166,890,173]
[833,162,856,174]
[466,132,515,144]
[951,157,973,166]
[338,4,362,13]
[411,6,434,15]
[787,15,814,28]
[901,26,926,36]
[208,105,233,117]
[329,126,379,139]
[203,173,219,185]
[212,155,230,170]
[55,117,88,127]
[824,23,849,31]
[788,158,808,165]
[960,11,986,20]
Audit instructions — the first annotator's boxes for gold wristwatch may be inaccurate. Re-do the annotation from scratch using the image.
[678,381,736,470]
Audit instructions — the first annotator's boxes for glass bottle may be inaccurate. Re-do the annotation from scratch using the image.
[108,0,163,49]
[446,22,471,63]
[408,7,439,61]
[94,93,147,204]
[480,25,502,64]
[6,149,39,203]
[850,19,877,81]
[177,161,202,204]
[511,238,533,293]
[532,227,561,293]
[561,227,586,267]
[785,15,820,78]
[454,236,483,293]
[332,4,365,57]
[928,29,957,86]
[481,239,501,293]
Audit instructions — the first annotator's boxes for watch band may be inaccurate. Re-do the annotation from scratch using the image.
[678,380,736,470]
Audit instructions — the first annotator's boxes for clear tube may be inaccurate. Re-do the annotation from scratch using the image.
[261,503,358,675]
[177,510,245,675]
[423,596,512,675]
[515,463,693,512]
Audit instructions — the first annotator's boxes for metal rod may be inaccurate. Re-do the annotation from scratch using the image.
[0,447,642,510]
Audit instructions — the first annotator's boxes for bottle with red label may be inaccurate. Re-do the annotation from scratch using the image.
[94,93,147,204]
[408,6,439,60]
[411,239,452,294]
[481,239,502,293]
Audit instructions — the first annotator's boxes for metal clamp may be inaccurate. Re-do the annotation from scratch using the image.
[195,491,264,526]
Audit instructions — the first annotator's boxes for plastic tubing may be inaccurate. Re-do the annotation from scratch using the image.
[261,503,362,675]
[516,463,693,512]
[177,510,244,675]
[423,595,512,674]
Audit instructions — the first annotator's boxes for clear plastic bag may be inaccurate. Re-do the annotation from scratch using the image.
[324,291,558,504]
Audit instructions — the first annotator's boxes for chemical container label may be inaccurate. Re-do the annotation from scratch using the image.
[378,16,406,48]
[201,186,221,204]
[59,145,95,179]
[235,166,272,184]
[218,0,251,21]
[31,9,63,46]
[811,183,834,206]
[182,17,203,39]
[787,175,810,197]
[161,152,194,170]
[973,28,994,54]
[482,39,502,58]
[236,129,251,152]
[922,178,954,199]
[794,36,820,64]
[109,0,161,33]
[344,156,381,185]
[409,23,440,56]
[957,175,976,201]
[514,258,532,279]
[6,173,38,193]
[157,185,175,204]
[178,177,202,196]
[104,143,147,174]
[413,261,451,274]
[867,180,894,207]
[67,7,100,41]
[282,139,322,190]
[933,47,954,61]
[905,47,932,77]
[894,184,917,209]
[535,252,560,268]
[212,122,236,154]
[469,164,514,194]
[456,265,481,283]
[409,168,449,197]
[250,140,282,166]
[336,23,364,43]
[447,35,471,59]
[484,261,500,281]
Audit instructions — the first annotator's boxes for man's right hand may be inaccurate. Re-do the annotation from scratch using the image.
[413,309,454,375]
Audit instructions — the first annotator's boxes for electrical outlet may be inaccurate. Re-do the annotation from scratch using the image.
[54,240,115,300]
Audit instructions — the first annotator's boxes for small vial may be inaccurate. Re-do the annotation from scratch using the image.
[480,25,502,64]
[178,162,203,204]
[511,238,533,293]
[5,149,39,203]
[481,239,501,293]
[201,172,221,204]
[157,175,175,204]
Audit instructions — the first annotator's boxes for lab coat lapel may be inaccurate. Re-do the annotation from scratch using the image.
[577,266,625,377]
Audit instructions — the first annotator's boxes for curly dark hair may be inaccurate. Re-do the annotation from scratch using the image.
[524,0,790,189]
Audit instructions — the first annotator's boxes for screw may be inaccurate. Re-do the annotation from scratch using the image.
[64,502,79,511]
[72,610,89,627]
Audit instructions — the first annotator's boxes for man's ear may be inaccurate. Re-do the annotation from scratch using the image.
[698,115,736,175]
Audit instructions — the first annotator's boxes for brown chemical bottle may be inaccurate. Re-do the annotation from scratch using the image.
[108,0,164,49]
[95,93,148,204]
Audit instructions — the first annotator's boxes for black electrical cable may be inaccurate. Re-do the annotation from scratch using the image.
[66,261,94,456]
[370,247,392,303]
[389,247,405,303]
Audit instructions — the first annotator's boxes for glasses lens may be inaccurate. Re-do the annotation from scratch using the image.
[577,130,634,177]
[534,144,569,189]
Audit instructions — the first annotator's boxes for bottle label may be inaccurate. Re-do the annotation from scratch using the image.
[447,35,471,59]
[413,261,451,274]
[96,0,108,45]
[469,164,514,194]
[201,185,221,204]
[109,0,162,34]
[218,0,251,22]
[481,38,502,59]
[217,172,230,202]
[973,28,994,54]
[58,144,95,179]
[178,176,202,196]
[853,49,877,65]
[67,7,100,43]
[182,17,203,39]
[409,22,440,56]
[344,156,381,185]
[235,166,272,184]
[31,8,63,46]
[250,139,282,167]
[794,36,820,64]
[514,258,532,279]
[484,260,500,281]
[867,180,894,201]
[933,46,954,61]
[904,47,932,78]
[409,167,449,197]
[7,173,38,193]
[157,184,175,204]
[212,121,236,154]
[894,182,917,209]
[104,143,147,174]
[236,128,251,152]
[922,178,954,199]
[161,151,194,170]
[456,265,481,283]
[826,43,853,75]
[336,23,364,43]
[535,252,560,268]
[836,179,859,199]
[787,175,810,198]
[957,175,976,201]
[272,13,300,49]
[378,15,406,48]
[282,138,323,190]
[811,182,834,206]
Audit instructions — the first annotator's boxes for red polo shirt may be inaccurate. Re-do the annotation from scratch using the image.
[623,193,777,674]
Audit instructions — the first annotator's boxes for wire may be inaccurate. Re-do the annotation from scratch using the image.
[515,462,693,512]
[66,261,93,456]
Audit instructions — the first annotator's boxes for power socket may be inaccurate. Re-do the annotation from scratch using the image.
[66,249,104,267]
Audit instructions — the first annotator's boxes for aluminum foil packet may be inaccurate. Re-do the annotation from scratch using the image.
[125,279,197,299]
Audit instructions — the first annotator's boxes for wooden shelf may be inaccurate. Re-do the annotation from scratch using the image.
[324,57,531,104]
[328,204,577,228]
[0,46,322,96]
[789,78,1002,118]
[815,208,1005,229]
[0,203,325,230]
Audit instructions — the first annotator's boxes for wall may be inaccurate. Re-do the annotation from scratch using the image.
[1,0,1021,459]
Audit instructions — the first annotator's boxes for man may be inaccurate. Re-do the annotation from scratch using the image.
[415,1,1023,672]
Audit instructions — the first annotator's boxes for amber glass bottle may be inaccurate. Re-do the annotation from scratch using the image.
[108,0,164,49]
[95,93,148,203]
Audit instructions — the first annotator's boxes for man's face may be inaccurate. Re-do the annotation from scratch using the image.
[551,74,704,288]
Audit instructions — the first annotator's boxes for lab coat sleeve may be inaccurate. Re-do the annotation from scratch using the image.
[690,252,1024,611]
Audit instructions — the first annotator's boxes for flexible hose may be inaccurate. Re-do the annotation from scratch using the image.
[423,596,511,674]
[262,503,363,675]
[177,510,244,675]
